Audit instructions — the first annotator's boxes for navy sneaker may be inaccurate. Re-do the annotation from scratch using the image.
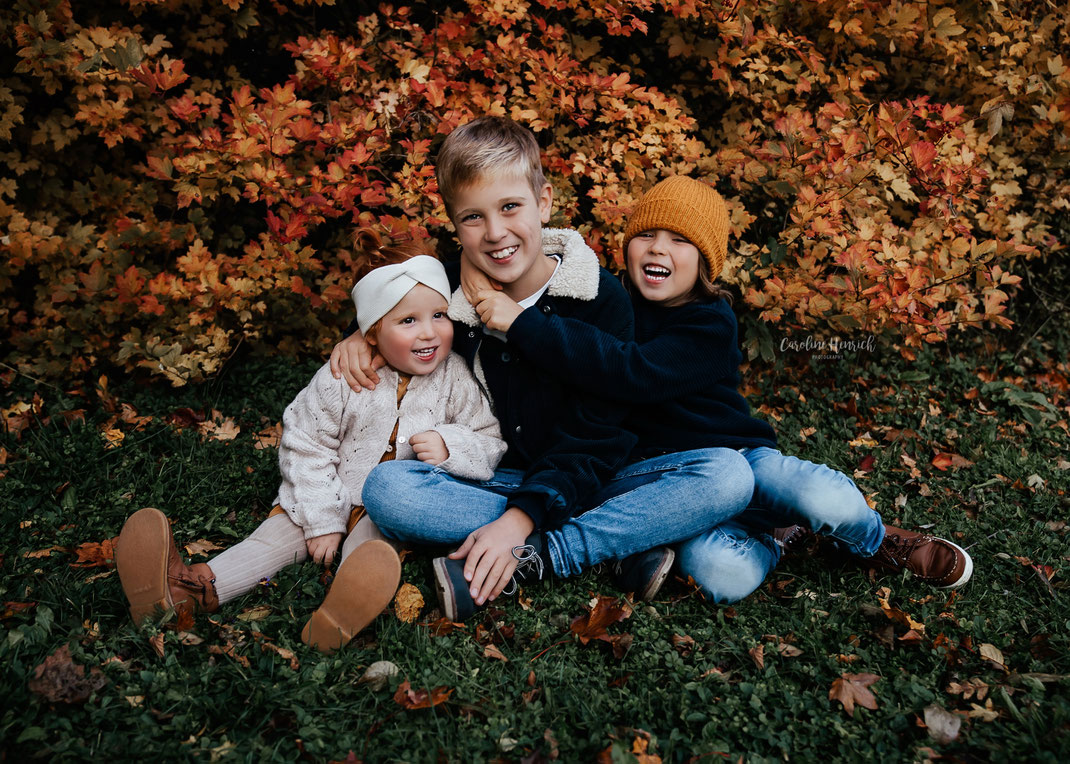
[611,547,675,601]
[432,534,552,621]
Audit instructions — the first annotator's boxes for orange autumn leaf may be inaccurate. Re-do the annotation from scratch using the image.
[931,452,975,471]
[570,596,631,644]
[393,680,452,710]
[69,538,117,568]
[829,673,880,717]
[394,582,424,624]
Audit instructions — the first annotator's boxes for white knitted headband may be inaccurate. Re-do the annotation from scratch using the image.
[351,255,451,334]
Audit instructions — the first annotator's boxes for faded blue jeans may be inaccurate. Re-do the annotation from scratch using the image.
[362,447,754,577]
[676,447,886,603]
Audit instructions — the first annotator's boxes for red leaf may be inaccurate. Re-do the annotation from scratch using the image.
[392,680,452,710]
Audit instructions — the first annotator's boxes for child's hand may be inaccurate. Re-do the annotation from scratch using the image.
[329,332,385,392]
[460,257,501,304]
[474,289,524,333]
[409,430,449,465]
[448,508,535,605]
[306,533,344,565]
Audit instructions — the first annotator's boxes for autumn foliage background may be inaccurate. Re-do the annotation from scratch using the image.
[3,0,1067,384]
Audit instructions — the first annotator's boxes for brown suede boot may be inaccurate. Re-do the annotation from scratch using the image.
[868,524,973,589]
[116,507,220,626]
[302,540,401,654]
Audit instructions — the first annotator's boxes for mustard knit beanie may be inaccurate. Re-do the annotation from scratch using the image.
[623,176,730,280]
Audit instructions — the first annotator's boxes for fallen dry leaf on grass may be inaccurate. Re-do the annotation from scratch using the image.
[28,644,108,704]
[24,545,67,559]
[393,680,452,710]
[184,539,225,556]
[69,538,116,568]
[358,660,399,691]
[394,583,424,623]
[829,672,880,717]
[236,605,271,622]
[979,642,1006,669]
[749,644,765,669]
[483,644,508,662]
[254,423,282,449]
[149,633,165,658]
[923,704,961,744]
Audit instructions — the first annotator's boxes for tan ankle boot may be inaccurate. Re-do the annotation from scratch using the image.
[302,540,401,653]
[116,507,219,625]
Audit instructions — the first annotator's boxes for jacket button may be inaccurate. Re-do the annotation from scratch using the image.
[385,445,393,452]
[542,305,551,314]
[501,352,511,362]
[398,436,407,444]
[468,331,476,338]
[515,425,522,435]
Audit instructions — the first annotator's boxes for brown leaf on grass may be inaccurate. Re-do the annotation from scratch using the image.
[184,539,225,556]
[968,699,1000,722]
[979,642,1006,668]
[425,617,464,636]
[165,407,204,428]
[28,644,108,704]
[672,634,696,656]
[236,605,271,622]
[119,403,153,430]
[748,644,765,669]
[931,451,974,471]
[149,633,165,658]
[101,427,125,448]
[3,601,36,619]
[946,677,990,701]
[393,680,452,710]
[69,538,116,568]
[778,643,804,658]
[394,582,424,623]
[24,545,67,559]
[570,596,631,644]
[199,415,240,441]
[829,672,880,717]
[483,644,509,662]
[261,641,300,670]
[876,587,926,633]
[254,423,282,450]
[206,643,250,668]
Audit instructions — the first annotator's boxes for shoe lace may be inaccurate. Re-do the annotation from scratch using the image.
[503,544,544,596]
[875,532,925,569]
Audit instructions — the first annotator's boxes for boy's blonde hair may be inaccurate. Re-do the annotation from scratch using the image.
[435,116,547,217]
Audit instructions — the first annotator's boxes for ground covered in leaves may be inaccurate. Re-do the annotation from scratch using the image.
[2,314,1069,761]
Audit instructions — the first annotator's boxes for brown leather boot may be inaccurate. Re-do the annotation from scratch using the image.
[116,507,220,625]
[868,524,973,589]
[302,540,401,654]
[770,525,816,557]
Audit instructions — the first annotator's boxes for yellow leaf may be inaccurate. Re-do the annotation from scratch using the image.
[101,428,125,448]
[237,605,272,622]
[979,643,1005,666]
[394,582,424,623]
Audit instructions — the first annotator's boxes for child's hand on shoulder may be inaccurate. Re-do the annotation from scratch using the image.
[306,532,343,565]
[330,332,385,392]
[410,430,449,465]
[474,289,523,333]
[460,256,501,304]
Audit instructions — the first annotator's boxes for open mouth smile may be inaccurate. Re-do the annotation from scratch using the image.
[487,245,519,260]
[642,264,671,282]
[412,347,438,360]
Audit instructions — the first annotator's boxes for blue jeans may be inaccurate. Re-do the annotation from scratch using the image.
[362,447,754,577]
[676,447,886,604]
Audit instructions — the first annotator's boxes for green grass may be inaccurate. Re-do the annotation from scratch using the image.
[2,321,1069,762]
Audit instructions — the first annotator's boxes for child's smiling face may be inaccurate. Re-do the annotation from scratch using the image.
[368,285,454,376]
[450,172,555,300]
[626,229,701,307]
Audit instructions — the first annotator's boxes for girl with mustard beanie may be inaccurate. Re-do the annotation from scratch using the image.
[468,175,972,603]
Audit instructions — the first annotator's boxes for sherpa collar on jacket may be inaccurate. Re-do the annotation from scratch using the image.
[447,228,601,327]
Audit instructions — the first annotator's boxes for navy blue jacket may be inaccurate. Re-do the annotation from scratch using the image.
[508,294,777,460]
[442,229,637,529]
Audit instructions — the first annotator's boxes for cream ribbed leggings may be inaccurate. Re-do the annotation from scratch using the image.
[207,512,388,604]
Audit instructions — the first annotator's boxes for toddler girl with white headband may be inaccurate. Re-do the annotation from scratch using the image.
[115,232,506,652]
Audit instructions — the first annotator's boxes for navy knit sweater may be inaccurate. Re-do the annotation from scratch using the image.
[508,295,777,460]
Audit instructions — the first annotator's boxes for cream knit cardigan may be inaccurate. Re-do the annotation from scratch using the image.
[274,353,506,539]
